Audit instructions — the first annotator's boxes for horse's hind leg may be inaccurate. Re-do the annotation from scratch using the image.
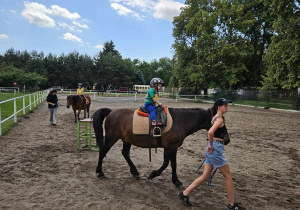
[122,142,139,179]
[74,110,77,123]
[148,148,170,180]
[77,109,81,121]
[96,137,118,178]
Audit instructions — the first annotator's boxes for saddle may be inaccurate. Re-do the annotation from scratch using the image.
[137,105,168,128]
[133,105,172,137]
[80,96,90,106]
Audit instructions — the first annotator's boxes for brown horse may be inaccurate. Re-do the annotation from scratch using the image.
[92,107,211,187]
[67,95,91,122]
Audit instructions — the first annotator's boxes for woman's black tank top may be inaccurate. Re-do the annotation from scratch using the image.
[210,116,228,139]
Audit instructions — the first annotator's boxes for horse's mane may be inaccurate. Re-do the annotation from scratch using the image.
[71,95,81,103]
[168,107,208,112]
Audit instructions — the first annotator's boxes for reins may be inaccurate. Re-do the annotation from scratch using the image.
[196,159,218,187]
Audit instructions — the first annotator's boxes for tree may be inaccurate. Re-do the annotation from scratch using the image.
[262,0,300,90]
[0,64,24,86]
[0,64,47,89]
[94,41,139,89]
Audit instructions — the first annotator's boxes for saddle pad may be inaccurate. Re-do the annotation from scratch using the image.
[84,96,90,105]
[132,108,173,135]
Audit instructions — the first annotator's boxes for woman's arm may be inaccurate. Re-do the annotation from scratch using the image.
[47,101,55,106]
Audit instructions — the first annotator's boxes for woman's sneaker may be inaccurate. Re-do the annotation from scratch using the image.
[152,120,157,125]
[178,191,192,207]
[226,202,246,210]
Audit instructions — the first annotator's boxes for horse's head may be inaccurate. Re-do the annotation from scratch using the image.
[66,95,72,108]
[205,108,212,131]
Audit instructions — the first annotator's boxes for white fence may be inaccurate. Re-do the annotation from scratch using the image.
[0,90,49,136]
[0,87,19,93]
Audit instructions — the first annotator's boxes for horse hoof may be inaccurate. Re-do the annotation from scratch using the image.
[98,173,107,179]
[147,171,156,180]
[174,180,183,188]
[133,175,140,180]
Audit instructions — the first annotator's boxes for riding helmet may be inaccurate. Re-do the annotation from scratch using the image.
[78,83,82,86]
[150,77,164,87]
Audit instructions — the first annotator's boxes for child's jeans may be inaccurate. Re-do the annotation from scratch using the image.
[145,103,156,121]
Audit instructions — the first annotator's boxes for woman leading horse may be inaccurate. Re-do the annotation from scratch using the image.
[92,107,211,187]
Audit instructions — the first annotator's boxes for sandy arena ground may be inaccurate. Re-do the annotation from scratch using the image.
[0,94,299,210]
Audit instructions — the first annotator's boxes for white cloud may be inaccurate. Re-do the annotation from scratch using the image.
[109,0,184,21]
[21,2,87,29]
[10,9,16,13]
[3,20,12,24]
[110,0,155,10]
[110,3,143,20]
[58,22,75,31]
[72,21,89,29]
[51,5,80,20]
[63,33,82,42]
[0,34,9,39]
[94,45,104,49]
[153,0,184,21]
[21,2,55,27]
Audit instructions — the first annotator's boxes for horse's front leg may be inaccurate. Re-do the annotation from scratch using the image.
[122,142,139,179]
[170,148,182,187]
[84,108,86,119]
[148,148,170,180]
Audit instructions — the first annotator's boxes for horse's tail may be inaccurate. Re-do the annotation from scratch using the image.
[92,108,112,147]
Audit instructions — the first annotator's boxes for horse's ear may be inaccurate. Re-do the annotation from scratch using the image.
[207,108,212,119]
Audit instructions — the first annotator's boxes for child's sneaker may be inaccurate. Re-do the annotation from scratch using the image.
[226,202,246,210]
[151,120,157,125]
[178,191,192,207]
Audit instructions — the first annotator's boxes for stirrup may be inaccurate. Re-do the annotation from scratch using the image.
[153,126,161,137]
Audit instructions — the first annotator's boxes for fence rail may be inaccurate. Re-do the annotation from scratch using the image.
[0,90,49,136]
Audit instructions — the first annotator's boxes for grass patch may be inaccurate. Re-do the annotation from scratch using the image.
[0,92,44,135]
[234,99,294,110]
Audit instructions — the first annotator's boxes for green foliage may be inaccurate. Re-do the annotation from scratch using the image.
[0,64,47,89]
[172,0,277,91]
[262,0,300,90]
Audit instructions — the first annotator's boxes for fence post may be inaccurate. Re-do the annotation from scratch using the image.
[94,92,96,100]
[34,94,36,107]
[29,94,32,110]
[0,105,2,136]
[14,99,17,123]
[70,90,71,95]
[195,95,196,101]
[23,96,25,115]
[176,94,178,102]
[135,93,137,102]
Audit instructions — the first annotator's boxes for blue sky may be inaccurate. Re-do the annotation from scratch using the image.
[0,0,186,62]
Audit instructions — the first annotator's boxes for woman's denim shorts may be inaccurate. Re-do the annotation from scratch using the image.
[205,140,228,167]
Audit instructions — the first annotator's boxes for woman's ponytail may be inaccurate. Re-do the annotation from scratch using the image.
[210,105,217,119]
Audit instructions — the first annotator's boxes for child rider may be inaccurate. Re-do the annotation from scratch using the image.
[144,77,164,126]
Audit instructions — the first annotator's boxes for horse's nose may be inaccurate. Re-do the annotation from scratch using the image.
[67,105,70,108]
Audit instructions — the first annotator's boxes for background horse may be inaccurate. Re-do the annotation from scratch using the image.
[67,95,91,122]
[93,107,211,187]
